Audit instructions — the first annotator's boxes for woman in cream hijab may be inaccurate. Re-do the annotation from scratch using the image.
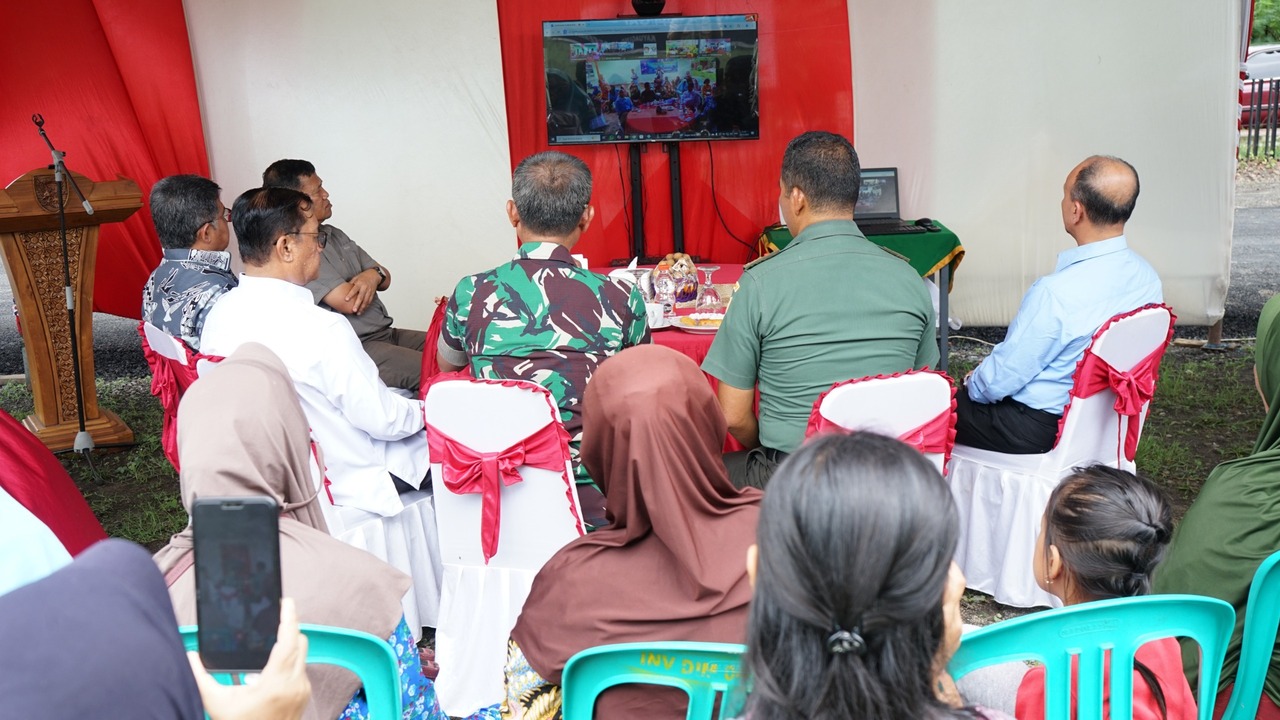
[153,343,442,719]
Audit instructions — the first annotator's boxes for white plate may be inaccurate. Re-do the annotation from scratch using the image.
[674,313,725,333]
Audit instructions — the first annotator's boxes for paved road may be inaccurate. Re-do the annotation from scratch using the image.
[0,206,1276,379]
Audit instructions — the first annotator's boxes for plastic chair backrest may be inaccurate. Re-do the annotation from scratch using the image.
[178,623,402,719]
[562,641,746,720]
[1053,304,1173,470]
[425,376,584,568]
[1220,550,1280,720]
[949,594,1234,720]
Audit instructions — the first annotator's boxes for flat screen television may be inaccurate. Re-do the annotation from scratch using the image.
[542,14,759,145]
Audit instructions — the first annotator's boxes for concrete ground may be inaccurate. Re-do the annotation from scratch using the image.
[1,175,1277,378]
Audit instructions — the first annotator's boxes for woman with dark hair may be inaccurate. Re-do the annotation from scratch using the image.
[1154,293,1280,718]
[741,432,1009,720]
[1019,465,1193,719]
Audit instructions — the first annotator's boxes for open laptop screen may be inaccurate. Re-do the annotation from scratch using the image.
[855,167,900,222]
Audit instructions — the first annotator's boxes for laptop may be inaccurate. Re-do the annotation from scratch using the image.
[854,167,925,234]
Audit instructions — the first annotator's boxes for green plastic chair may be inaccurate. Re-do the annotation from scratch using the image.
[178,623,402,719]
[948,594,1234,720]
[1221,550,1280,720]
[562,641,746,720]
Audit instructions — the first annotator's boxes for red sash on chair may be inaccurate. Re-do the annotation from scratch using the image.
[139,323,222,472]
[427,420,573,563]
[419,297,450,399]
[804,370,957,472]
[1071,343,1165,463]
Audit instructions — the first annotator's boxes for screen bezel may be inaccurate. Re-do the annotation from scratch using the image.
[192,496,283,673]
[542,14,760,146]
[854,167,902,222]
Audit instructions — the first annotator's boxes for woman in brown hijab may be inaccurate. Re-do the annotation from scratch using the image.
[153,343,433,720]
[503,344,763,719]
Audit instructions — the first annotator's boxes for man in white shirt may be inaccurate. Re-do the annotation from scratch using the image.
[201,187,428,516]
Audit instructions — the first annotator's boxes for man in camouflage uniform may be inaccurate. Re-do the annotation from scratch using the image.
[438,151,649,490]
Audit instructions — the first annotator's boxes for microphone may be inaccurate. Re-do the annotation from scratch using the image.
[32,113,44,129]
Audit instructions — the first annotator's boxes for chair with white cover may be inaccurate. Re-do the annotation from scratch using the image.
[177,339,441,640]
[137,322,221,472]
[805,369,957,474]
[307,444,442,641]
[947,303,1175,608]
[424,375,587,717]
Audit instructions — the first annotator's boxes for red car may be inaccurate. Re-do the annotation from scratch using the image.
[1242,45,1280,126]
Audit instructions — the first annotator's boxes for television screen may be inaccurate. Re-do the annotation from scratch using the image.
[542,14,759,145]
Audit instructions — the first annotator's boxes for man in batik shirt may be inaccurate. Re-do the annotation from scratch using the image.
[141,175,237,350]
[438,151,649,488]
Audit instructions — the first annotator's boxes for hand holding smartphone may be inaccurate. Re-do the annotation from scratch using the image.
[193,497,283,672]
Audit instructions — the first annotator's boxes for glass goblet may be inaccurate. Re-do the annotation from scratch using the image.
[696,265,722,311]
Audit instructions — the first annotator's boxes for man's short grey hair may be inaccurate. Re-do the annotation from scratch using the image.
[149,175,222,250]
[511,151,592,237]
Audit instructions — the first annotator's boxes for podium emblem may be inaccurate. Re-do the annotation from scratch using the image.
[33,174,70,213]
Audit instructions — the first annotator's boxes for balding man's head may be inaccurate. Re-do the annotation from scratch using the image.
[511,151,592,237]
[1069,156,1139,227]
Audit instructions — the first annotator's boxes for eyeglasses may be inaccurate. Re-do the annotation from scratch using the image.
[289,231,327,249]
[195,208,231,237]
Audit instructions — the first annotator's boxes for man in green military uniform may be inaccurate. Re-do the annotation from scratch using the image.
[438,151,649,495]
[702,131,939,488]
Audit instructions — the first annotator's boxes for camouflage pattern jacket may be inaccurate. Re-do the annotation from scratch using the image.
[440,242,650,484]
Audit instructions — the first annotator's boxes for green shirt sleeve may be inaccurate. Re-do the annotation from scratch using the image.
[916,300,940,369]
[700,272,761,390]
[624,284,651,346]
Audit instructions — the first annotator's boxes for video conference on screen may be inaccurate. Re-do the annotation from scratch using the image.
[543,15,759,145]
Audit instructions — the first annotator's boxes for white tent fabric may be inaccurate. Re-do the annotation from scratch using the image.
[848,1,1241,326]
[185,0,1241,328]
[186,0,1239,325]
[183,0,515,329]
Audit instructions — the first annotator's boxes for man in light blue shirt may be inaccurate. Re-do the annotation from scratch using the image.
[955,156,1162,453]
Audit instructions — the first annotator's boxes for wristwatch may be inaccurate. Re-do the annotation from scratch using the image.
[372,266,387,284]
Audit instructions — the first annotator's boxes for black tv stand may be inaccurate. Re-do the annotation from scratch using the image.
[625,141,687,261]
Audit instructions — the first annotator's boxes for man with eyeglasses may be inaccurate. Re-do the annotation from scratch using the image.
[141,175,237,350]
[201,187,428,517]
[261,158,426,393]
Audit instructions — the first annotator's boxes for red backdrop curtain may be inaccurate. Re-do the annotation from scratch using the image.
[0,0,208,319]
[496,0,854,264]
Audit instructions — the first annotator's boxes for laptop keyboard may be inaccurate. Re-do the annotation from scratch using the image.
[862,223,927,236]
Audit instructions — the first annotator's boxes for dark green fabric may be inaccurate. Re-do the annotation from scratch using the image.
[1153,293,1280,705]
[760,220,964,279]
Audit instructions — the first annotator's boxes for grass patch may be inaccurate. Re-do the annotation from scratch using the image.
[0,377,183,552]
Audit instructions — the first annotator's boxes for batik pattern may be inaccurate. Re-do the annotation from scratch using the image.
[141,248,237,350]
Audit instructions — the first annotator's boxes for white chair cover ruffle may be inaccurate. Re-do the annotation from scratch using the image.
[425,376,585,717]
[946,304,1175,608]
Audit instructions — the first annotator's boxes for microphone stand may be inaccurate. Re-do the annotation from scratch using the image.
[31,114,95,455]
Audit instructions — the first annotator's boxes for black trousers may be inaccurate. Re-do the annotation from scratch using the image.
[723,446,790,490]
[954,391,1061,454]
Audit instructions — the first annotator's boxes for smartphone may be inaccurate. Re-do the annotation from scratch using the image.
[192,496,282,672]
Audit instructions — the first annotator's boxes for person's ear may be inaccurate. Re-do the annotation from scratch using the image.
[275,233,295,262]
[193,221,216,250]
[1046,544,1065,585]
[579,204,595,234]
[745,544,758,588]
[789,186,806,217]
[506,200,520,229]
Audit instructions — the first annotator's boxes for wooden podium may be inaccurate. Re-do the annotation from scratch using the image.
[0,168,140,451]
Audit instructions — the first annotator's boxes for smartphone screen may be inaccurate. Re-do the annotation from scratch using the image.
[192,497,282,672]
